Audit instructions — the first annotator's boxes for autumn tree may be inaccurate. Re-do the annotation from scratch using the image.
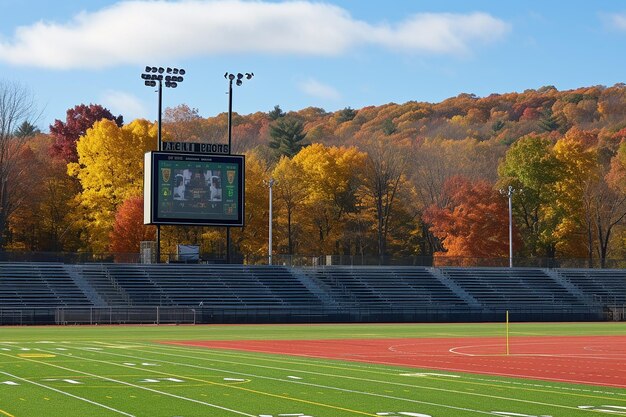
[360,136,410,262]
[68,119,157,252]
[50,104,123,163]
[593,140,626,267]
[231,152,270,261]
[551,130,599,259]
[110,195,155,256]
[0,80,40,249]
[498,135,563,258]
[6,133,82,252]
[272,156,308,254]
[290,144,366,254]
[162,104,204,141]
[424,176,512,265]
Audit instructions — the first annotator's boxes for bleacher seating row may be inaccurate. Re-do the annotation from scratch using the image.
[0,263,625,311]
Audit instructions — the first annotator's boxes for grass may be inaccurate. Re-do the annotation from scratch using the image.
[0,322,624,417]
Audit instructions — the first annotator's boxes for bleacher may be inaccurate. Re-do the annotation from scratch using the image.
[78,264,130,306]
[0,263,90,307]
[557,269,626,305]
[439,267,585,308]
[100,264,324,307]
[301,266,464,307]
[0,263,624,323]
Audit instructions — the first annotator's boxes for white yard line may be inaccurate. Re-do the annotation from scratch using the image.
[0,370,136,417]
[119,341,626,399]
[0,350,256,417]
[52,342,591,416]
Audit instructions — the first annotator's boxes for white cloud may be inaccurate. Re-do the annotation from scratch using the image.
[299,78,340,100]
[100,90,148,120]
[603,12,626,31]
[0,1,510,69]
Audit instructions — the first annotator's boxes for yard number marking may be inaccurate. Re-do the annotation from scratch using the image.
[400,373,460,378]
[140,378,184,383]
[259,414,314,417]
[578,405,626,414]
[376,413,432,417]
[42,379,82,385]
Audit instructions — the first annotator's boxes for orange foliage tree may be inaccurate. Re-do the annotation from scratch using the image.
[110,196,155,256]
[424,176,513,265]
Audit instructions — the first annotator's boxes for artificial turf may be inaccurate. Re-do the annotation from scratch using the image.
[0,322,624,417]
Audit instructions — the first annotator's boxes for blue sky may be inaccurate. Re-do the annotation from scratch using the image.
[1,0,626,131]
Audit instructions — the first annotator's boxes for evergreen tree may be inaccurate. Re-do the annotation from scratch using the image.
[14,121,40,138]
[337,107,357,123]
[268,104,286,120]
[269,118,308,158]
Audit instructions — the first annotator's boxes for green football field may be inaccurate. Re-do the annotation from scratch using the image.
[0,322,625,417]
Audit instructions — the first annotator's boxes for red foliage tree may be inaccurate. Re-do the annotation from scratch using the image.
[109,196,155,254]
[50,104,123,163]
[423,176,516,265]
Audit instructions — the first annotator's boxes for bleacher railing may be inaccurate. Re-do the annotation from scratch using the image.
[0,305,608,326]
[2,251,626,268]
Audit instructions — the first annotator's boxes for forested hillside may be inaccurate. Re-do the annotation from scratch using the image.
[7,84,626,266]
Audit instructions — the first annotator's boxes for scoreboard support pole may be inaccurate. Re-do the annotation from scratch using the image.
[226,74,233,264]
[156,80,163,264]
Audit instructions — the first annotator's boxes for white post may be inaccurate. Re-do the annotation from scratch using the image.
[507,185,514,268]
[268,178,275,265]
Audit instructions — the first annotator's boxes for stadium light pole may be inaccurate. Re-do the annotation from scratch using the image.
[141,66,186,263]
[500,185,515,268]
[224,71,253,264]
[266,178,276,265]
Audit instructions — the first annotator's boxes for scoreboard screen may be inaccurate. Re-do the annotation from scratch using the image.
[144,151,244,226]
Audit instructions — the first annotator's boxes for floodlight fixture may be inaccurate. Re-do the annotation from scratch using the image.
[140,64,188,264]
[223,70,254,264]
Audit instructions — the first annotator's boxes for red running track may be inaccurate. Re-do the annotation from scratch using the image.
[166,335,626,388]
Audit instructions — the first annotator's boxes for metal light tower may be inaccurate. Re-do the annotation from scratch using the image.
[501,185,515,268]
[224,71,253,263]
[141,66,186,263]
[267,178,276,265]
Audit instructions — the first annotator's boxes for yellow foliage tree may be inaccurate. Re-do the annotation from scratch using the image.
[292,143,366,254]
[68,119,158,252]
[231,151,270,261]
[552,130,598,257]
[272,155,308,255]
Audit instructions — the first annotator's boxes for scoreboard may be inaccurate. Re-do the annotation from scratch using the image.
[144,151,244,226]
